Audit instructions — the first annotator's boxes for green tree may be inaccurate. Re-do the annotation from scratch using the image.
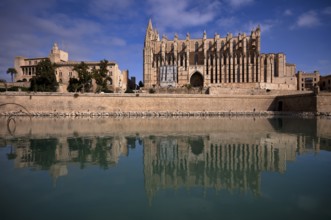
[67,78,81,92]
[73,62,92,93]
[6,68,17,82]
[98,59,109,78]
[92,59,112,93]
[30,59,58,92]
[138,80,144,88]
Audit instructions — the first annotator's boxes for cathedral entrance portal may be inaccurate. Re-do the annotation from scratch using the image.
[190,72,203,87]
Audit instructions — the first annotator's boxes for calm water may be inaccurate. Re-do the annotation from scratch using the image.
[0,117,331,220]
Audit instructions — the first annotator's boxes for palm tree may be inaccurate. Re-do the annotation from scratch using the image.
[6,68,17,82]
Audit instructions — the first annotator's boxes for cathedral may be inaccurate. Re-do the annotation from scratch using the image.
[143,20,297,90]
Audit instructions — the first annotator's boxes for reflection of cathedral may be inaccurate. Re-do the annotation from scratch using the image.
[143,134,319,202]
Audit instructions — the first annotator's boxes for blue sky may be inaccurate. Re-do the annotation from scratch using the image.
[0,0,330,82]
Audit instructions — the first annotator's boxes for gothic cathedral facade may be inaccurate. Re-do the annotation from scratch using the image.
[143,20,297,90]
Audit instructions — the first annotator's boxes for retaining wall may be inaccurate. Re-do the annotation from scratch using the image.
[0,92,330,115]
[0,92,276,114]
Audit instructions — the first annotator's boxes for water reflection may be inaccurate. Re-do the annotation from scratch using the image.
[143,134,302,201]
[1,117,329,202]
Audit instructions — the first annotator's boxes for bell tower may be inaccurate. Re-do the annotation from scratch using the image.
[143,19,157,88]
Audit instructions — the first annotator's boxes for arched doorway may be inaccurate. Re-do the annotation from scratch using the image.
[190,72,203,87]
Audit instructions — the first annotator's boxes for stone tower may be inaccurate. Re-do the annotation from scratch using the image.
[143,19,159,88]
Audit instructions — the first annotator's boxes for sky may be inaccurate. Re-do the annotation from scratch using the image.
[0,0,330,82]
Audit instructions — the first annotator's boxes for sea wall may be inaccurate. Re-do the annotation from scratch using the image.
[0,92,330,116]
[277,93,316,112]
[0,92,277,115]
[316,93,331,113]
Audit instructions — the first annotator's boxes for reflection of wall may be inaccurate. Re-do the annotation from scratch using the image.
[2,117,331,140]
[143,134,315,202]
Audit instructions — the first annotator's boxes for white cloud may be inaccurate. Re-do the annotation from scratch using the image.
[296,10,320,28]
[322,6,331,15]
[0,0,132,81]
[218,17,238,28]
[147,0,221,30]
[284,9,293,16]
[226,0,254,8]
[238,20,275,35]
[32,15,102,39]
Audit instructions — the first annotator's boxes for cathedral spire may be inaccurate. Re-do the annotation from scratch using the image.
[147,18,153,31]
[145,19,154,44]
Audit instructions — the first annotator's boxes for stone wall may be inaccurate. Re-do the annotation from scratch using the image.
[316,93,331,113]
[0,92,277,114]
[0,82,30,88]
[277,93,316,112]
[0,92,330,115]
[279,93,331,114]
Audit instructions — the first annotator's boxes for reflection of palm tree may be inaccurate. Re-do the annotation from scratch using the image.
[6,145,17,160]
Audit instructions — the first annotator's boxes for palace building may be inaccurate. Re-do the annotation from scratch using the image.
[14,43,128,92]
[143,20,297,90]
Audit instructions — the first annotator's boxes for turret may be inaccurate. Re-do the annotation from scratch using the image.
[144,19,153,47]
[49,43,68,63]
